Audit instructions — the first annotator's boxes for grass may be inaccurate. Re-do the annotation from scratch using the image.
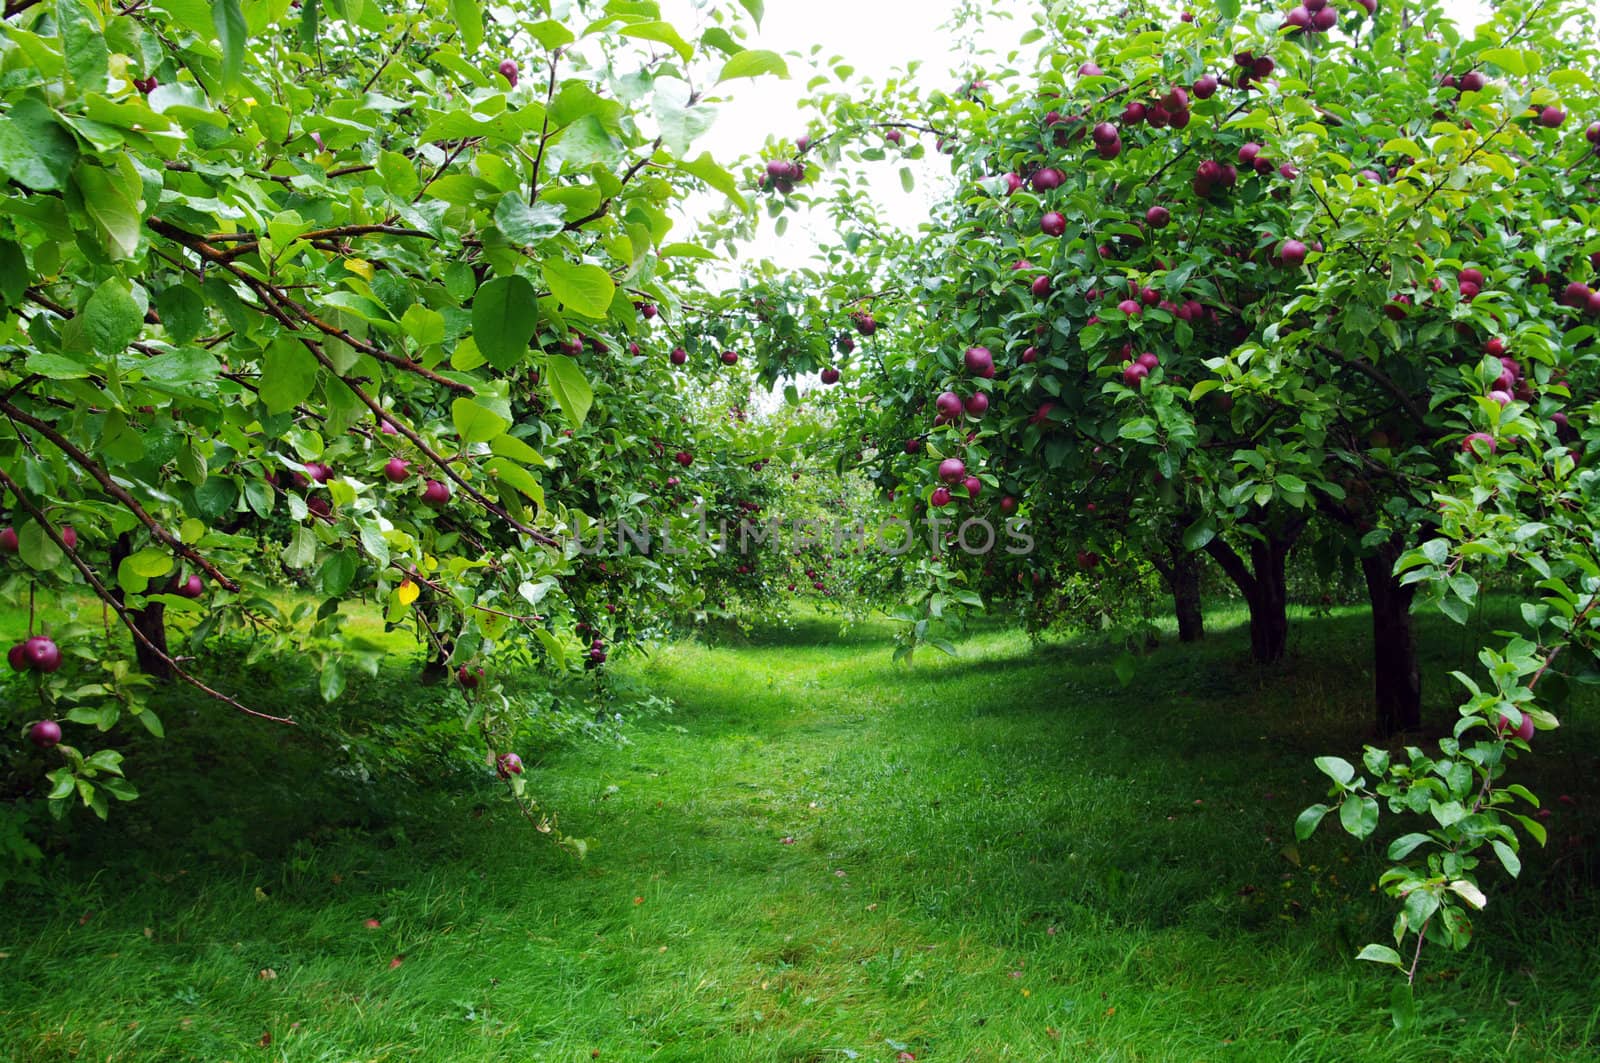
[1,602,1598,1061]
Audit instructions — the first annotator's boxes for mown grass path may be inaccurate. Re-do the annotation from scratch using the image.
[3,612,1598,1060]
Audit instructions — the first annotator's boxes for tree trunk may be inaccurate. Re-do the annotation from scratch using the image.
[109,534,174,681]
[1361,538,1421,735]
[1171,549,1206,643]
[1204,520,1303,665]
[416,595,454,684]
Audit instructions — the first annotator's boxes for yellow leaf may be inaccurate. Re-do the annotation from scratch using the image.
[345,259,375,282]
[397,578,420,606]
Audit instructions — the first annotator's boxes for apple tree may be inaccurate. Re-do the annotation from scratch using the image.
[741,0,1600,991]
[0,0,793,850]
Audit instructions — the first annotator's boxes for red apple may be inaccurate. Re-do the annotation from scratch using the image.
[670,347,688,365]
[930,486,953,507]
[422,479,451,506]
[498,59,518,87]
[962,476,982,499]
[820,367,841,385]
[1122,363,1150,388]
[177,574,204,599]
[720,350,739,365]
[1040,212,1067,237]
[1537,106,1565,128]
[938,458,967,483]
[1000,495,1018,515]
[497,752,523,777]
[1461,432,1496,456]
[1146,205,1171,228]
[935,391,965,420]
[1279,239,1308,267]
[384,457,410,483]
[28,719,62,749]
[964,346,995,376]
[2,527,22,554]
[964,392,989,418]
[675,451,693,467]
[23,635,61,673]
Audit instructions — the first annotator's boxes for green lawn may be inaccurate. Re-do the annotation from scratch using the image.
[2,606,1598,1061]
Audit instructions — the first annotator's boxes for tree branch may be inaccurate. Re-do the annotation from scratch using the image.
[0,399,241,592]
[0,466,291,724]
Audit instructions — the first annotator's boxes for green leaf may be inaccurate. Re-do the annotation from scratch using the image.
[655,89,716,157]
[1181,518,1215,552]
[472,275,539,371]
[154,286,205,345]
[212,0,247,86]
[83,278,143,355]
[136,709,165,738]
[486,458,544,504]
[1391,983,1417,1031]
[542,260,615,318]
[117,547,172,591]
[545,353,593,426]
[0,100,78,192]
[0,239,26,309]
[298,0,319,48]
[282,526,317,569]
[490,434,546,466]
[1387,832,1433,860]
[1479,47,1527,77]
[1491,840,1521,878]
[617,21,693,62]
[317,550,357,596]
[533,628,566,669]
[1314,756,1356,787]
[320,658,346,702]
[717,49,788,82]
[449,0,483,52]
[260,339,318,414]
[1340,796,1379,839]
[1294,803,1330,841]
[19,523,64,572]
[900,166,915,193]
[75,162,142,259]
[495,196,566,245]
[452,397,510,444]
[737,0,763,27]
[1356,944,1404,968]
[679,152,747,209]
[59,0,110,93]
